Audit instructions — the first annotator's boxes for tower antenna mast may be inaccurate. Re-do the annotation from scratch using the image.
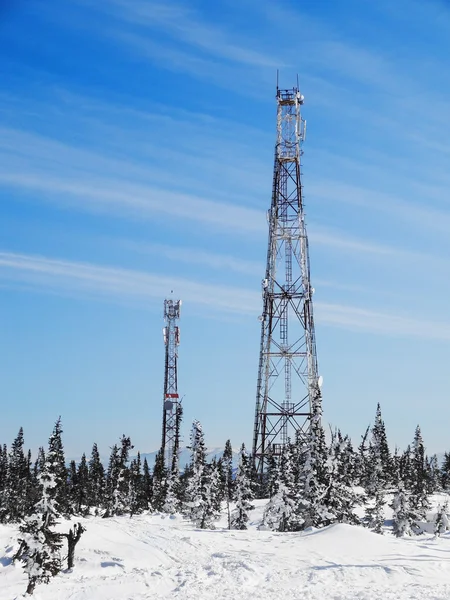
[252,82,321,476]
[161,297,182,471]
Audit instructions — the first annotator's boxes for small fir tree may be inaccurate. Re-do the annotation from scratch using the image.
[324,430,359,525]
[184,420,219,529]
[16,449,63,594]
[88,442,105,512]
[391,484,412,537]
[262,444,300,531]
[231,444,254,530]
[142,458,153,509]
[47,418,69,515]
[6,427,29,522]
[298,392,331,528]
[409,425,430,524]
[222,440,234,528]
[434,501,449,537]
[152,449,167,512]
[441,452,450,491]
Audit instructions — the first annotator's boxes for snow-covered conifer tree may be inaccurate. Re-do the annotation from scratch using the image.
[262,444,300,531]
[5,427,29,522]
[152,449,167,512]
[425,454,441,494]
[47,418,69,515]
[129,452,147,516]
[363,406,390,533]
[222,440,234,528]
[231,444,254,530]
[142,458,153,509]
[184,420,219,529]
[365,490,385,534]
[16,444,63,595]
[75,454,89,515]
[434,501,449,537]
[324,430,359,525]
[209,457,224,515]
[441,452,450,491]
[298,392,331,529]
[104,436,133,516]
[370,404,391,487]
[409,425,430,524]
[88,442,105,513]
[391,484,412,537]
[355,425,370,487]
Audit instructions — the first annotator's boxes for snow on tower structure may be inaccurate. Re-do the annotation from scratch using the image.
[161,298,182,471]
[252,84,321,477]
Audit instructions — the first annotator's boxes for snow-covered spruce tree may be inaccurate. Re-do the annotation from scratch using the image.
[323,430,359,525]
[231,444,254,530]
[363,405,393,533]
[409,425,430,526]
[5,427,29,522]
[264,446,279,500]
[88,442,105,512]
[390,483,412,537]
[49,418,69,515]
[76,454,89,515]
[209,457,224,515]
[298,393,331,529]
[67,460,78,514]
[129,452,148,516]
[104,443,119,516]
[104,436,133,517]
[371,404,392,487]
[399,444,414,490]
[365,490,385,534]
[441,452,450,492]
[184,420,219,529]
[222,440,234,528]
[177,461,193,508]
[434,501,449,537]
[425,454,441,494]
[16,442,63,595]
[152,449,167,512]
[262,443,301,531]
[354,425,370,487]
[142,458,153,508]
[0,443,8,522]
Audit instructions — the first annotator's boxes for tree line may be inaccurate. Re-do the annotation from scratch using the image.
[1,404,449,593]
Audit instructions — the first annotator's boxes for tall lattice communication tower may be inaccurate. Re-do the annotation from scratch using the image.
[161,298,182,471]
[252,84,321,477]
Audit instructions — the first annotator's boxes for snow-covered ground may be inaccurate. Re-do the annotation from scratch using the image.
[2,499,450,600]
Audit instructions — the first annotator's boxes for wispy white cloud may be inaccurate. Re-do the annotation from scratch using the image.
[0,251,259,314]
[106,0,281,68]
[316,302,450,341]
[309,180,450,235]
[125,241,263,276]
[1,250,450,341]
[0,171,265,234]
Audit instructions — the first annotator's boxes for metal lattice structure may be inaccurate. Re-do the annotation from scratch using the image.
[252,85,320,477]
[161,298,182,470]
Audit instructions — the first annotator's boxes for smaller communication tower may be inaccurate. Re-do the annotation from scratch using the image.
[161,298,182,471]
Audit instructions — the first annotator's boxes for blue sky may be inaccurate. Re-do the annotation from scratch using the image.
[1,0,450,458]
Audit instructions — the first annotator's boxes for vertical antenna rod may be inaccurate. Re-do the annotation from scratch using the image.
[252,83,320,477]
[161,298,182,470]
